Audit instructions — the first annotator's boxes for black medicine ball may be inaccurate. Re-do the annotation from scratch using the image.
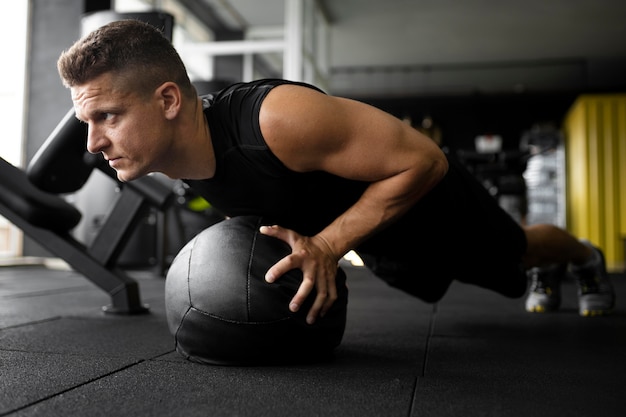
[165,216,348,365]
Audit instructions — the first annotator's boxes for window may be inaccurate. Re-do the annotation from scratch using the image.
[0,1,28,257]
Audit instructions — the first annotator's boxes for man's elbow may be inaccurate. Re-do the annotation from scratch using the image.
[431,147,449,183]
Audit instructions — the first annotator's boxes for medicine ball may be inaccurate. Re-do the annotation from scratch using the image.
[165,216,348,365]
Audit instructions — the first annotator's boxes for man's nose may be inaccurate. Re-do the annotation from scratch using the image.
[86,125,106,154]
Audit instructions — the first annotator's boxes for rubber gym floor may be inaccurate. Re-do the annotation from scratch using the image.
[1,261,624,417]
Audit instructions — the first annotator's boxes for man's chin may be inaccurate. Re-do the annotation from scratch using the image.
[115,170,136,183]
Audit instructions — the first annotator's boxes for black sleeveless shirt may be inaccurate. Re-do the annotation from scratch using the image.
[184,79,369,237]
[184,79,528,301]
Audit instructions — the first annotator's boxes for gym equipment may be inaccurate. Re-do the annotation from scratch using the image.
[0,11,219,313]
[0,11,180,314]
[0,107,177,314]
[165,215,348,365]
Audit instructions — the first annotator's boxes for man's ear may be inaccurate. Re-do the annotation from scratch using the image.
[156,82,182,120]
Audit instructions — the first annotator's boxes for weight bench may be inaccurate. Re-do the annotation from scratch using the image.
[0,108,175,314]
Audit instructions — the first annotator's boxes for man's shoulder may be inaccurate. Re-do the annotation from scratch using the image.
[217,78,324,99]
[202,79,321,115]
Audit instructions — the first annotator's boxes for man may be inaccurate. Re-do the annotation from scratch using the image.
[57,19,614,324]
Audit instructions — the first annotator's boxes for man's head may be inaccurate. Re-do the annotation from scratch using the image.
[58,19,195,100]
[58,19,201,183]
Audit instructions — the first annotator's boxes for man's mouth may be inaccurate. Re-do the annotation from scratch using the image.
[107,157,121,168]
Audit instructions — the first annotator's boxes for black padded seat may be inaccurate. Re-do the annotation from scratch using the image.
[0,157,81,232]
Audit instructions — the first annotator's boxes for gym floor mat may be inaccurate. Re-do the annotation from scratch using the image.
[1,264,624,416]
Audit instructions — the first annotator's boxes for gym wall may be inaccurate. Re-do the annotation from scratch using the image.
[23,0,84,257]
[564,94,626,272]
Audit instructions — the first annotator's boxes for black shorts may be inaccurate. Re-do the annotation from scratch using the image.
[356,155,528,303]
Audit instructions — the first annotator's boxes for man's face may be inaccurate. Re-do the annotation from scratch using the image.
[71,72,173,182]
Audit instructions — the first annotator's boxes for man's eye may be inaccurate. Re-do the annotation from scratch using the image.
[102,113,114,120]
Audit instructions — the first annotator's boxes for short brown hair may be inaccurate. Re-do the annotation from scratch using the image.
[58,19,195,98]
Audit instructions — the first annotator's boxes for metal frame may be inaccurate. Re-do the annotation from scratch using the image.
[0,157,175,314]
[179,0,330,87]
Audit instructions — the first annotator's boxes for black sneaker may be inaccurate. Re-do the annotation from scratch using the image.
[525,263,567,313]
[571,243,615,317]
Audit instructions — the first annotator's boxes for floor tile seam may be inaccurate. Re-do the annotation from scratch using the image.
[0,357,153,417]
[419,302,438,377]
[0,347,93,357]
[0,313,147,331]
[0,348,178,362]
[0,350,175,417]
[407,303,438,417]
[2,314,168,326]
[0,286,96,300]
[142,350,177,361]
[0,316,62,331]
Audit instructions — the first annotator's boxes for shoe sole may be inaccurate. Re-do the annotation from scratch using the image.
[580,308,612,317]
[526,305,559,313]
[525,301,560,313]
[579,295,614,317]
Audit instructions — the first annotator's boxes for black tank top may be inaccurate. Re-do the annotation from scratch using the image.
[184,79,369,236]
[185,79,527,281]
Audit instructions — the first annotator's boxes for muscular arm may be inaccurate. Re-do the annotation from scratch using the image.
[259,84,449,323]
